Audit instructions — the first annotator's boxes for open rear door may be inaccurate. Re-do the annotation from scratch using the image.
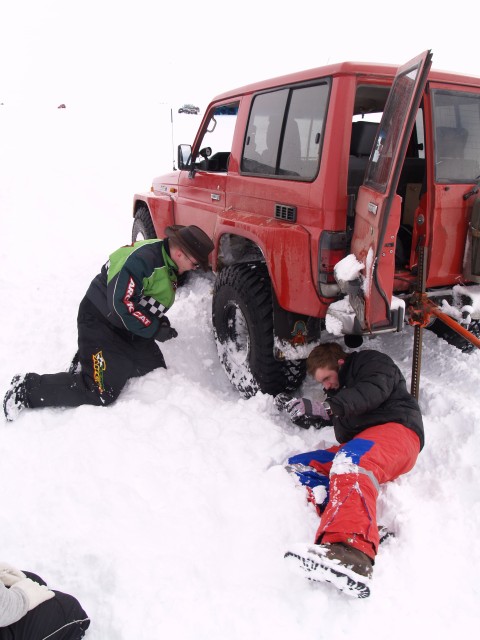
[349,50,432,332]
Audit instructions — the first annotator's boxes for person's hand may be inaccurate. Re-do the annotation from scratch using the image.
[285,398,330,422]
[273,392,292,411]
[154,318,178,343]
[0,562,26,587]
[11,577,55,610]
[285,397,307,421]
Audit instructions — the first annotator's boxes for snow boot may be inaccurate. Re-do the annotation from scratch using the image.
[284,542,373,598]
[3,374,29,422]
[68,351,81,374]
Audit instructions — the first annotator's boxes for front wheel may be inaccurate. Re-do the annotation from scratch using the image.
[132,206,156,243]
[212,263,305,397]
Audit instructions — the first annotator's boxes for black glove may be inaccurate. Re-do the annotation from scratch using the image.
[154,317,178,342]
[285,398,331,422]
[274,393,329,430]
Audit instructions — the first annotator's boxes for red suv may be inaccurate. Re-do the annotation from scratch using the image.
[132,50,480,397]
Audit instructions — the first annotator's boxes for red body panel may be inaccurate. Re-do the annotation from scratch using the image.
[132,54,480,337]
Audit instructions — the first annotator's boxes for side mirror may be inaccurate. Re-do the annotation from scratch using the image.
[178,144,192,170]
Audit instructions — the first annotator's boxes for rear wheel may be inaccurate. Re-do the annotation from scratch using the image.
[212,263,305,397]
[132,206,156,242]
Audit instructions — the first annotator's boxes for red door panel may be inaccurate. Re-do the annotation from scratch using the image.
[350,50,433,332]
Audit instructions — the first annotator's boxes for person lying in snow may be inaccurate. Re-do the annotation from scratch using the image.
[3,225,213,421]
[0,563,90,639]
[275,342,424,598]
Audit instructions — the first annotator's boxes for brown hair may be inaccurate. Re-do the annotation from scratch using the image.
[307,342,348,376]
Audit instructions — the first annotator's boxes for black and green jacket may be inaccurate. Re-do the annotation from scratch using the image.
[86,239,178,339]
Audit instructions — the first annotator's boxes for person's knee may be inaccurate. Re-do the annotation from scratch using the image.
[8,589,90,640]
[51,591,91,638]
[99,385,124,406]
[22,571,47,586]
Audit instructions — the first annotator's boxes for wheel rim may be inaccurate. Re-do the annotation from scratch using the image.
[224,302,250,367]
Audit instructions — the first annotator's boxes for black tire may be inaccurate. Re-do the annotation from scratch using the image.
[428,318,480,353]
[131,208,191,287]
[132,206,156,242]
[212,263,306,397]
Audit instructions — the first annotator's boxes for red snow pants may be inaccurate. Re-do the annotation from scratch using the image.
[309,423,420,560]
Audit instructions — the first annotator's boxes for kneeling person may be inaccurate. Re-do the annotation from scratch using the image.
[3,225,214,421]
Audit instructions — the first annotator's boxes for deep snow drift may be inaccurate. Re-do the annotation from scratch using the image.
[1,103,479,639]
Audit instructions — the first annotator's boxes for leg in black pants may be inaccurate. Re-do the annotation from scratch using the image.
[24,297,166,409]
[0,572,90,640]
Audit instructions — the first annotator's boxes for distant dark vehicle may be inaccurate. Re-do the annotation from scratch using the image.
[57,104,66,109]
[178,104,200,114]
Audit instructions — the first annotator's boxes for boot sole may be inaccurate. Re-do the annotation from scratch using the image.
[284,550,371,598]
[3,374,27,422]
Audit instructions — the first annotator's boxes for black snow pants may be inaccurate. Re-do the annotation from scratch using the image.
[0,572,90,640]
[24,296,166,409]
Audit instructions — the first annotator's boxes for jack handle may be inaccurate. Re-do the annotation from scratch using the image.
[408,293,480,349]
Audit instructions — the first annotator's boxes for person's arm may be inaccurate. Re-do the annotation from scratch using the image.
[109,246,171,339]
[111,265,157,338]
[0,581,28,627]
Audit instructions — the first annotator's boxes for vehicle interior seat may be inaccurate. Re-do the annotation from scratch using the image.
[347,121,379,195]
[435,126,479,181]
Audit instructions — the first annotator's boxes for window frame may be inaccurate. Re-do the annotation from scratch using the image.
[240,79,331,182]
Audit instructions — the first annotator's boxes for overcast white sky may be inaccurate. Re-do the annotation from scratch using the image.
[1,0,478,111]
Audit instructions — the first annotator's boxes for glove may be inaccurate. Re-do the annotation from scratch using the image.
[273,392,293,411]
[0,562,26,587]
[154,317,178,343]
[285,397,331,423]
[11,577,55,611]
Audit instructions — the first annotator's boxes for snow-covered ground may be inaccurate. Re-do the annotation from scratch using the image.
[1,103,479,639]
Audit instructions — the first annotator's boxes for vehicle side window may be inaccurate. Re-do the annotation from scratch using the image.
[241,89,288,174]
[432,90,480,182]
[241,82,329,180]
[194,103,239,172]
